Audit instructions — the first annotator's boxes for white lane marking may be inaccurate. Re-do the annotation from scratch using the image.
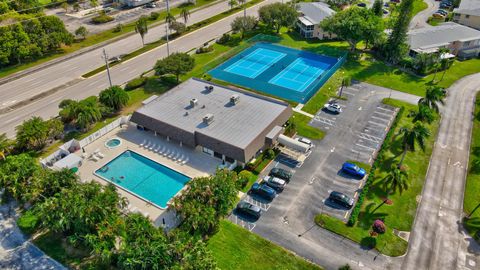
[371,115,390,122]
[358,107,362,111]
[368,120,387,127]
[374,110,395,117]
[314,116,335,126]
[355,143,376,151]
[377,106,395,112]
[330,147,335,152]
[358,133,382,143]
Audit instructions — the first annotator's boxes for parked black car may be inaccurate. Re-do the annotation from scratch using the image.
[249,183,276,200]
[269,167,293,183]
[236,201,262,219]
[328,191,354,209]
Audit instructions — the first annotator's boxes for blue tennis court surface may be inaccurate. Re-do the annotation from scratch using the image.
[224,48,286,78]
[209,43,344,103]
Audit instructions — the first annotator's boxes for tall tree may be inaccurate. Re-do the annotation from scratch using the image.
[321,7,383,51]
[99,85,130,111]
[16,116,49,151]
[230,15,257,39]
[398,122,430,167]
[382,0,415,63]
[0,154,39,202]
[75,26,88,40]
[238,0,247,19]
[408,104,435,124]
[154,52,195,82]
[372,0,383,16]
[173,169,239,236]
[135,16,148,46]
[180,7,190,24]
[258,3,298,33]
[383,165,409,195]
[418,86,446,113]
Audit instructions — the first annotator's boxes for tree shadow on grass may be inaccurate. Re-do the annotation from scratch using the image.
[357,203,389,231]
[360,236,377,250]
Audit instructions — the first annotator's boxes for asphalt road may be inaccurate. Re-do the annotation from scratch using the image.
[0,0,232,112]
[0,0,279,137]
[401,73,480,270]
[409,0,438,29]
[234,83,420,270]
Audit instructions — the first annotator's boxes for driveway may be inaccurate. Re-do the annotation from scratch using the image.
[242,83,420,270]
[401,73,480,270]
[0,203,65,270]
[409,0,438,29]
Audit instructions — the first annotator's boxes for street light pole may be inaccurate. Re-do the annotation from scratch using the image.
[166,0,170,56]
[102,48,112,87]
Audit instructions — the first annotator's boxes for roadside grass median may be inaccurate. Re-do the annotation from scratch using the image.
[463,92,480,242]
[208,220,322,270]
[315,99,439,257]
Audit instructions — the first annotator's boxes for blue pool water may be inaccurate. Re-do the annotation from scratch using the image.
[209,43,345,103]
[95,150,190,208]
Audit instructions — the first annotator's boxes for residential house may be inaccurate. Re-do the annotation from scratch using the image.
[453,0,480,30]
[296,2,335,39]
[407,22,480,59]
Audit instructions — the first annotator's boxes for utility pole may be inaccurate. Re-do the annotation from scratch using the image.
[166,0,170,56]
[102,48,112,87]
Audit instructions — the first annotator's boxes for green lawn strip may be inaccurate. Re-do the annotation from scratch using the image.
[208,220,321,270]
[463,92,480,241]
[0,0,221,79]
[315,214,407,257]
[412,0,428,17]
[292,112,325,140]
[316,99,439,256]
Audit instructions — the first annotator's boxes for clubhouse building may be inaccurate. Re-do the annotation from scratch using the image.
[130,78,292,167]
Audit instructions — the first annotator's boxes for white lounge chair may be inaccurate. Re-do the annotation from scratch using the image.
[90,154,99,162]
[96,152,105,159]
[154,145,161,153]
[163,150,170,157]
[173,153,181,161]
[177,154,184,163]
[139,139,146,147]
[181,157,189,165]
[149,143,156,151]
[144,141,151,149]
[168,151,175,159]
[158,146,165,154]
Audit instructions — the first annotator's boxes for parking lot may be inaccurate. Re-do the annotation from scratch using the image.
[227,83,421,264]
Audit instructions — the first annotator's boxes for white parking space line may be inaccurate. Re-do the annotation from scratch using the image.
[368,120,387,127]
[377,105,395,112]
[355,143,376,151]
[373,110,395,118]
[371,115,390,123]
[358,133,382,143]
[342,91,356,96]
[314,116,335,126]
[348,87,360,92]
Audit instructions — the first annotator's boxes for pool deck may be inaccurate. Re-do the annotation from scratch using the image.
[76,124,223,228]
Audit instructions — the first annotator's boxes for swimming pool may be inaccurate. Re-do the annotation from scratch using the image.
[95,150,190,208]
[105,138,122,149]
[208,43,345,103]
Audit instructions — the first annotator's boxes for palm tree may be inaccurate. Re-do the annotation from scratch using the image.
[165,12,176,25]
[398,123,431,167]
[0,133,12,160]
[468,202,480,218]
[228,0,237,10]
[432,48,450,83]
[76,102,102,130]
[99,86,129,111]
[383,164,409,195]
[135,16,148,46]
[408,104,435,124]
[238,0,247,19]
[418,86,446,113]
[180,8,190,24]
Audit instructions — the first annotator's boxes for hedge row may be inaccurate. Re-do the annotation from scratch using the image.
[347,106,405,226]
[125,77,147,90]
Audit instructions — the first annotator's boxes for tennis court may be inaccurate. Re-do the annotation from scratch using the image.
[224,48,286,78]
[209,43,344,103]
[269,57,331,92]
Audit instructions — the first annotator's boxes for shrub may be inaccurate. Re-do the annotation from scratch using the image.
[17,210,39,235]
[113,23,123,32]
[150,11,160,20]
[91,11,114,24]
[237,170,253,189]
[372,219,386,234]
[216,33,231,44]
[125,77,147,91]
[264,148,275,159]
[170,21,186,34]
[196,45,214,54]
[202,74,212,81]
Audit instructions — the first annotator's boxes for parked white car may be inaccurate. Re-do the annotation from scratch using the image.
[324,102,342,114]
[296,137,313,148]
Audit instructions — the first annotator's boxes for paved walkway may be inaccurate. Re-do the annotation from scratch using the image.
[0,203,65,270]
[402,73,480,270]
[409,0,438,29]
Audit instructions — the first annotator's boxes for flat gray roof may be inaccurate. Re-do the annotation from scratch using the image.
[454,0,480,16]
[133,78,290,148]
[407,22,480,51]
[297,2,335,25]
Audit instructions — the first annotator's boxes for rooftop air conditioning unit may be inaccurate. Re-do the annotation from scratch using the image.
[204,85,214,92]
[190,98,198,107]
[203,113,214,125]
[230,94,240,105]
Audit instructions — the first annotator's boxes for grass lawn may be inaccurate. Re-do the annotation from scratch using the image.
[316,99,439,256]
[293,112,325,140]
[208,220,321,270]
[412,0,428,17]
[463,93,480,241]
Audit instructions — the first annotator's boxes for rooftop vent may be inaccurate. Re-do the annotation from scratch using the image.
[203,113,214,125]
[190,98,198,108]
[204,85,214,93]
[230,94,240,105]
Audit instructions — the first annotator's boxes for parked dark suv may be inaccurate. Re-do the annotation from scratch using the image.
[249,183,276,200]
[269,167,293,183]
[328,191,354,209]
[236,201,262,219]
